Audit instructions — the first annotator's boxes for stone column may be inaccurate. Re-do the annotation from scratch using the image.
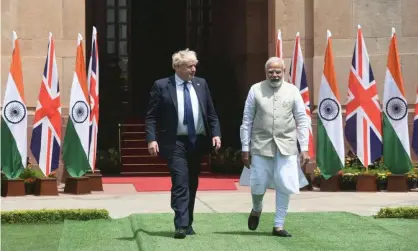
[268,0,315,103]
[245,0,269,88]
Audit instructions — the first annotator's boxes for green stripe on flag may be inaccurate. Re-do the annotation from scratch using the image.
[1,118,24,179]
[383,114,412,174]
[62,119,89,177]
[316,118,344,179]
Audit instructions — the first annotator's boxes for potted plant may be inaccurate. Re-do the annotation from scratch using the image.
[377,172,388,191]
[407,171,417,190]
[34,170,59,196]
[211,147,242,174]
[356,168,378,192]
[1,176,26,197]
[48,171,57,178]
[24,177,36,194]
[319,168,342,192]
[387,172,409,192]
[226,148,243,174]
[19,162,44,195]
[344,152,378,192]
[96,148,121,175]
[210,147,226,173]
[21,157,60,196]
[341,172,358,191]
[311,167,322,188]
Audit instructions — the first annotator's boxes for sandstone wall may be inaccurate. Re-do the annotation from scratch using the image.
[269,0,418,161]
[1,0,85,180]
[269,0,417,105]
[1,0,86,111]
[1,0,417,171]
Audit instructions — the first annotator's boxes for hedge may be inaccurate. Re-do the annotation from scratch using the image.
[375,206,418,220]
[1,209,110,224]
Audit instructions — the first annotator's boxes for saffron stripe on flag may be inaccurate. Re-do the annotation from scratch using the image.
[316,30,345,179]
[382,27,412,174]
[275,29,282,58]
[1,31,27,179]
[62,34,91,178]
[412,86,418,156]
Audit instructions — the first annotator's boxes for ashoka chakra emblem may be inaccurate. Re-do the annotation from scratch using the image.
[71,101,89,123]
[386,97,407,121]
[319,98,340,121]
[4,100,26,124]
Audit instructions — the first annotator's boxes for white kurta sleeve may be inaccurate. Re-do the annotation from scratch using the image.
[293,90,310,152]
[240,86,256,152]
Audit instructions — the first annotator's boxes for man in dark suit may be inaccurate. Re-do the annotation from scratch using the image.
[145,49,221,239]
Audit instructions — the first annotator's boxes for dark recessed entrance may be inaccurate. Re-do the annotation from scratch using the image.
[86,0,268,173]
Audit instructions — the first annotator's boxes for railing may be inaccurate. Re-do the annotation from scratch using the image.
[118,123,122,166]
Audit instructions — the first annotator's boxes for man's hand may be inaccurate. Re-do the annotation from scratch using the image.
[241,151,250,168]
[212,136,221,151]
[148,141,159,156]
[300,151,310,166]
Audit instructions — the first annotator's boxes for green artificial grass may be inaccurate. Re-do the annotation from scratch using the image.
[1,223,63,251]
[2,212,418,251]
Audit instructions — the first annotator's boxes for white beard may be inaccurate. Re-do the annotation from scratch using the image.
[268,79,283,88]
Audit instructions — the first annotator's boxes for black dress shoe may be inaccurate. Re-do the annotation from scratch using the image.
[272,228,292,237]
[174,228,187,239]
[248,210,261,231]
[186,226,196,235]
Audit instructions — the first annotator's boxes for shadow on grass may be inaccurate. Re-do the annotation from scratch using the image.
[214,231,272,236]
[116,229,173,241]
[116,229,273,240]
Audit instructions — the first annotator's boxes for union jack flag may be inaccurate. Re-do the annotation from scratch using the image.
[30,33,61,176]
[345,25,382,167]
[88,27,99,171]
[412,86,418,156]
[289,32,315,158]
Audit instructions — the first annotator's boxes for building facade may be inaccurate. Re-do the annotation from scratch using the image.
[1,0,417,177]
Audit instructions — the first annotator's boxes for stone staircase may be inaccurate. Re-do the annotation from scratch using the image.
[119,122,211,174]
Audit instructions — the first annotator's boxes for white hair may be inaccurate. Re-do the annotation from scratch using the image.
[265,56,285,70]
[172,49,199,69]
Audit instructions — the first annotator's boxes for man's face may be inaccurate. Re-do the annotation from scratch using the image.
[175,61,197,81]
[266,61,284,83]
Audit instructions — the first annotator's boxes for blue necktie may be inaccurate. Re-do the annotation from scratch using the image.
[183,82,197,144]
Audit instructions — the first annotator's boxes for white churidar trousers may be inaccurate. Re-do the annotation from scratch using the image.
[249,150,308,228]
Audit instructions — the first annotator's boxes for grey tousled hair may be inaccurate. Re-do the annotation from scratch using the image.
[265,56,285,70]
[172,49,199,69]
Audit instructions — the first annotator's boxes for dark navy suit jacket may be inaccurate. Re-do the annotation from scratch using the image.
[145,75,221,159]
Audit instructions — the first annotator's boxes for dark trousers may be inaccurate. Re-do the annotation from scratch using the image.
[168,136,204,229]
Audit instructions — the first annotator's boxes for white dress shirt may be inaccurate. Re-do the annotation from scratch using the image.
[240,85,309,152]
[175,74,205,135]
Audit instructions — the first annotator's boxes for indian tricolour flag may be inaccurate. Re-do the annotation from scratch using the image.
[316,30,345,179]
[275,29,283,58]
[412,85,418,156]
[62,34,91,177]
[1,31,27,179]
[382,28,412,174]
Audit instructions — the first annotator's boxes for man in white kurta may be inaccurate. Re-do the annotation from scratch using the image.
[240,57,310,237]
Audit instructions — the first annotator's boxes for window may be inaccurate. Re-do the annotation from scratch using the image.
[105,0,129,57]
[187,0,212,55]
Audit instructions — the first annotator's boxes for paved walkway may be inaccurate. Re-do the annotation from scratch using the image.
[2,183,418,218]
